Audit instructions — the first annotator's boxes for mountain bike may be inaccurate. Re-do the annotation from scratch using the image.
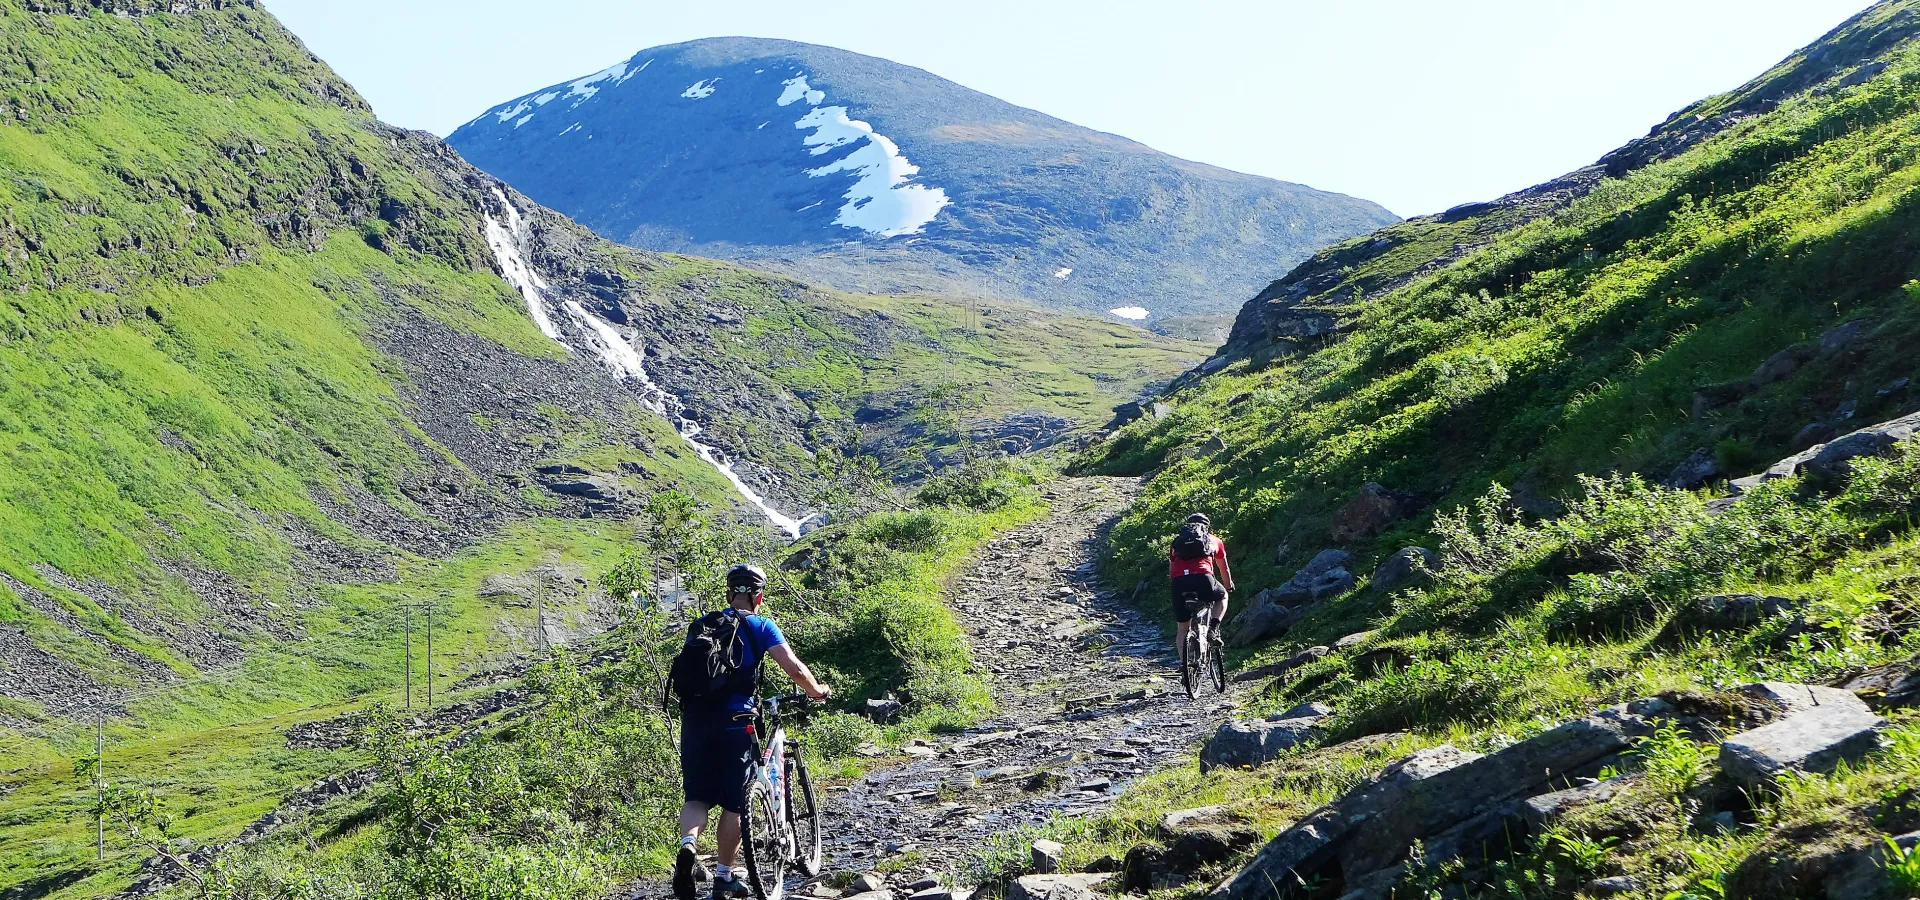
[739,694,823,900]
[1180,593,1228,699]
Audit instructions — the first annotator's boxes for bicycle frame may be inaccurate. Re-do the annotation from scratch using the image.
[744,697,796,858]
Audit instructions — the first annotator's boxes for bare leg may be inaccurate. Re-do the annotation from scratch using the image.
[679,802,711,841]
[1210,598,1228,641]
[717,810,743,867]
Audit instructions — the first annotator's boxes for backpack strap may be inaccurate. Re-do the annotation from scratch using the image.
[727,609,769,696]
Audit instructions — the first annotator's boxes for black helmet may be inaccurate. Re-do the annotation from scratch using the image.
[726,564,767,596]
[1186,513,1211,526]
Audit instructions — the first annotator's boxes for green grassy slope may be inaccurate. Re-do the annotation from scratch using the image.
[1089,0,1920,610]
[0,4,1198,896]
[1060,2,1920,896]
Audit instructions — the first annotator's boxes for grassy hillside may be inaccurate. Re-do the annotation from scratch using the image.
[0,4,1196,897]
[1088,0,1920,613]
[1064,2,1920,896]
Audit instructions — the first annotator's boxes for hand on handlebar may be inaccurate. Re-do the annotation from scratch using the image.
[807,684,832,701]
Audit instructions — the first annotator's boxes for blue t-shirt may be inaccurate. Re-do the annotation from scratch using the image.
[700,610,786,714]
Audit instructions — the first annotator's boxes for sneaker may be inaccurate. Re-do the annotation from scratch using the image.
[1209,632,1224,648]
[713,875,752,899]
[671,847,698,900]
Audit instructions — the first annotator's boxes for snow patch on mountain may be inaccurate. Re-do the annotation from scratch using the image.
[492,98,534,124]
[781,75,948,238]
[794,106,949,237]
[681,78,719,99]
[568,61,629,105]
[1110,306,1149,320]
[1054,267,1073,279]
[777,75,825,107]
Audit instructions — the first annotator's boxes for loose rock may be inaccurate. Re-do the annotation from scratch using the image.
[1010,874,1112,900]
[1330,483,1406,543]
[1718,687,1888,789]
[1370,547,1438,593]
[1200,716,1326,772]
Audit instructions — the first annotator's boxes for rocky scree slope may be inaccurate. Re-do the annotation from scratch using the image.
[1036,2,1920,897]
[448,38,1398,322]
[0,0,1197,754]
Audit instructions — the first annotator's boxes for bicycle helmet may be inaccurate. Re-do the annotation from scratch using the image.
[726,564,767,596]
[1185,513,1211,526]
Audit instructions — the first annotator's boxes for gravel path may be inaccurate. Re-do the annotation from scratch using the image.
[633,476,1238,899]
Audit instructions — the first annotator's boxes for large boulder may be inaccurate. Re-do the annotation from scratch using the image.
[1227,550,1356,647]
[1209,746,1482,900]
[1124,808,1263,893]
[1223,600,1313,649]
[1209,698,1684,900]
[1805,411,1920,482]
[544,476,620,501]
[1200,705,1332,772]
[1662,448,1721,490]
[1718,685,1888,789]
[1231,646,1329,684]
[1370,547,1438,593]
[1656,594,1803,643]
[1330,483,1406,543]
[1820,318,1875,354]
[1749,344,1815,387]
[1729,410,1920,495]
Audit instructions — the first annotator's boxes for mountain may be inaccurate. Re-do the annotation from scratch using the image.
[0,3,1206,892]
[446,38,1398,322]
[1075,2,1920,894]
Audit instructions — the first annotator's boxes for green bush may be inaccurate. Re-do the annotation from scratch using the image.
[913,457,1042,512]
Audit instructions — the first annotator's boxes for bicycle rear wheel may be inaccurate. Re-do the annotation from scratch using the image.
[1209,620,1228,693]
[786,750,823,876]
[740,778,788,900]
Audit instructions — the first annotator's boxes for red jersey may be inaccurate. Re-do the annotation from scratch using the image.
[1169,535,1234,591]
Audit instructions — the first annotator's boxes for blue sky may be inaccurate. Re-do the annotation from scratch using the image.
[265,0,1875,216]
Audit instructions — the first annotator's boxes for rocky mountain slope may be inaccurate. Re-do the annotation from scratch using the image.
[1053,1,1920,897]
[446,38,1398,322]
[0,0,1200,793]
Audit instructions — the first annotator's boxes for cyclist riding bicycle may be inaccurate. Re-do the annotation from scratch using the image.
[1169,513,1234,653]
[672,564,831,900]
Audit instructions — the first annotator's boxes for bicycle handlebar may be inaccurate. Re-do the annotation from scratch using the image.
[765,693,821,709]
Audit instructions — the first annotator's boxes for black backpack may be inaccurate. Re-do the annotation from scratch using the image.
[665,610,762,709]
[1172,522,1212,561]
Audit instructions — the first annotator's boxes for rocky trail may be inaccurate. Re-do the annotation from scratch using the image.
[636,476,1239,900]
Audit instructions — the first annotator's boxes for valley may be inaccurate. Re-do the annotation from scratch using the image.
[11,1,1920,900]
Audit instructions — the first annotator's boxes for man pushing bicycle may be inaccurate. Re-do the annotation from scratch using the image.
[669,564,830,900]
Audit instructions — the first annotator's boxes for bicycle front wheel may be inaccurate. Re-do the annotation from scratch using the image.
[740,777,788,900]
[786,750,823,876]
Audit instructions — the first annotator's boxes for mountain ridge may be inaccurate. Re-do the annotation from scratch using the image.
[448,37,1398,321]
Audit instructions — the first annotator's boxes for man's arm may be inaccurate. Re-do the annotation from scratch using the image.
[768,644,831,700]
[1215,539,1235,593]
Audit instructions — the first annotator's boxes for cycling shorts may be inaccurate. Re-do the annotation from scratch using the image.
[680,706,753,814]
[1171,573,1226,623]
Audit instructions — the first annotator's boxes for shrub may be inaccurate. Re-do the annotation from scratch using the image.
[805,712,880,762]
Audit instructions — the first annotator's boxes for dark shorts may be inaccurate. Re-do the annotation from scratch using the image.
[681,707,754,815]
[1171,573,1226,623]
